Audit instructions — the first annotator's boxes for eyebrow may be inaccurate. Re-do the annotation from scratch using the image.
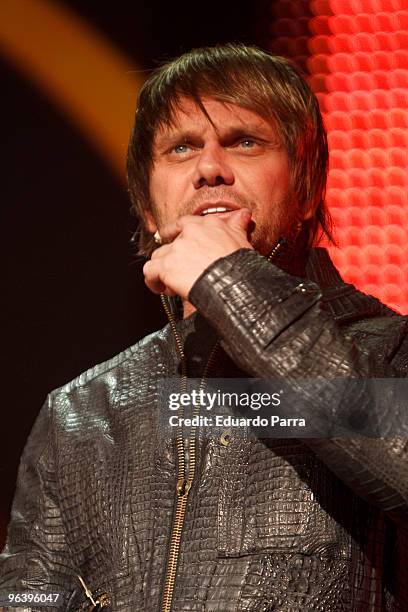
[154,130,201,151]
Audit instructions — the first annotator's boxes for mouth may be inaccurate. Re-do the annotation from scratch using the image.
[193,202,241,217]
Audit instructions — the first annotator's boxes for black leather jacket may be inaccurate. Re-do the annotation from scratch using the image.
[1,248,408,611]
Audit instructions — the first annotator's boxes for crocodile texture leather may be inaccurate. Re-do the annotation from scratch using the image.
[1,248,407,611]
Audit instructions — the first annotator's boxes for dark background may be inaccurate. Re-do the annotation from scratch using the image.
[2,0,274,547]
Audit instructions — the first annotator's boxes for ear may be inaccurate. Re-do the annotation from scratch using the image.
[144,210,158,233]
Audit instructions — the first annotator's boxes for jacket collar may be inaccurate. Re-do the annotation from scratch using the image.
[305,247,396,325]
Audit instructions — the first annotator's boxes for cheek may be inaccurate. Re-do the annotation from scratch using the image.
[239,156,291,196]
[252,168,290,202]
[149,167,166,204]
[150,167,187,204]
[149,171,189,227]
[149,172,173,223]
[267,155,291,187]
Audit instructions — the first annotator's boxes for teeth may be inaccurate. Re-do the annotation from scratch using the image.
[201,207,230,216]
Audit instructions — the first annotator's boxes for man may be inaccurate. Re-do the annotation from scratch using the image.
[1,43,408,611]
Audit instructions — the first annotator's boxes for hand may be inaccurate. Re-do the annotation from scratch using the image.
[143,208,254,299]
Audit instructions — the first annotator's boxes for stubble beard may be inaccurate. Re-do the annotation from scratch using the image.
[249,192,295,256]
[151,188,296,256]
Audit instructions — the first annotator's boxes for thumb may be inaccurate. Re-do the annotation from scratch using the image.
[227,207,252,233]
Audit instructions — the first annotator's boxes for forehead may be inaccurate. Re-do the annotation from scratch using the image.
[153,96,277,144]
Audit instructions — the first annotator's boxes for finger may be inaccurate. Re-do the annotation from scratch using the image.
[143,259,178,296]
[150,243,172,259]
[158,219,182,243]
[225,208,252,232]
[143,259,167,294]
[159,215,202,243]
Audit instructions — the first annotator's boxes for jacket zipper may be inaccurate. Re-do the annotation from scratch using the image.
[159,237,284,611]
[160,295,218,612]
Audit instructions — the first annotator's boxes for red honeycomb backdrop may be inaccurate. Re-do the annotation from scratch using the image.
[266,0,408,313]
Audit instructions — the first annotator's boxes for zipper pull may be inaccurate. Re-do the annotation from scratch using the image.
[177,478,191,497]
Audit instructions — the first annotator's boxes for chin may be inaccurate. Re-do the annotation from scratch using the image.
[250,233,280,257]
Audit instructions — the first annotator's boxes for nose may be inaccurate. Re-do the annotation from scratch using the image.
[192,143,234,188]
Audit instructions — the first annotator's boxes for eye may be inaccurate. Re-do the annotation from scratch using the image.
[239,138,257,149]
[172,143,190,154]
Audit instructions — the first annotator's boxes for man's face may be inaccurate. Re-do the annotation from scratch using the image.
[147,97,300,255]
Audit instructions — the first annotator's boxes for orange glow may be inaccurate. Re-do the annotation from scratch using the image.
[0,0,144,181]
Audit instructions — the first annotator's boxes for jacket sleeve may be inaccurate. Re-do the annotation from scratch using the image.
[189,248,408,527]
[0,395,77,609]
